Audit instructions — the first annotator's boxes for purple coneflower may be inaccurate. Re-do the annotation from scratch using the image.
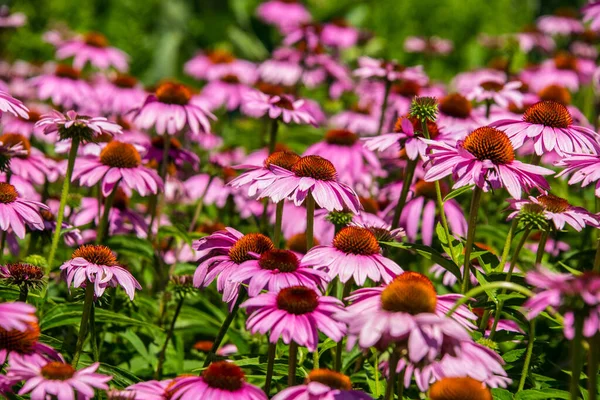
[0,182,47,238]
[143,136,200,171]
[273,369,373,400]
[0,302,37,331]
[203,75,255,111]
[555,152,600,196]
[56,32,128,71]
[256,0,312,34]
[436,93,482,138]
[514,25,555,53]
[583,1,600,31]
[95,73,147,115]
[124,379,173,400]
[321,19,359,49]
[60,244,142,300]
[30,64,94,109]
[424,126,553,199]
[243,90,316,125]
[428,377,492,400]
[354,57,427,84]
[242,285,346,351]
[36,109,123,141]
[404,36,453,55]
[537,10,584,36]
[0,6,26,28]
[466,80,523,109]
[0,133,53,184]
[184,49,257,82]
[0,90,28,119]
[301,226,403,286]
[169,361,267,400]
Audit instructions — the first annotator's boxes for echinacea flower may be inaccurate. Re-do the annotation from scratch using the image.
[555,152,600,196]
[466,80,523,108]
[436,93,482,138]
[202,75,255,111]
[537,10,584,36]
[273,369,373,400]
[583,1,600,31]
[0,133,54,184]
[36,109,123,142]
[404,36,453,55]
[491,101,600,156]
[0,6,26,28]
[60,244,142,300]
[228,249,329,297]
[508,193,600,231]
[184,49,257,82]
[330,104,379,136]
[424,126,553,199]
[256,0,312,34]
[30,64,95,109]
[7,354,112,399]
[525,267,600,339]
[243,90,316,125]
[0,302,37,331]
[514,25,555,53]
[321,19,359,49]
[56,32,129,71]
[354,57,428,84]
[143,137,200,170]
[72,141,163,196]
[193,228,275,304]
[131,81,215,135]
[0,182,48,238]
[0,263,44,292]
[124,379,174,400]
[428,377,492,400]
[0,90,28,119]
[242,285,346,351]
[169,361,267,400]
[257,155,361,213]
[95,73,148,115]
[301,226,403,286]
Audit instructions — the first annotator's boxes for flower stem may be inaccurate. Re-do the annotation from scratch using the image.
[335,281,352,372]
[570,313,585,400]
[462,186,483,294]
[397,369,405,400]
[155,295,185,379]
[48,137,80,270]
[446,281,534,317]
[377,81,392,136]
[0,232,6,264]
[203,290,246,367]
[268,119,279,154]
[273,201,284,248]
[72,281,95,368]
[594,237,600,273]
[489,226,531,340]
[90,303,99,361]
[534,230,549,266]
[385,349,399,400]
[518,319,535,391]
[18,285,28,302]
[96,183,120,244]
[147,136,172,239]
[391,159,418,230]
[288,341,298,386]
[313,347,319,369]
[588,334,599,400]
[306,194,315,250]
[189,176,213,233]
[264,342,277,395]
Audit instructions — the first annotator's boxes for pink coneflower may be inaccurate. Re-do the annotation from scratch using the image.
[72,141,163,196]
[95,73,147,115]
[514,25,555,53]
[424,126,553,199]
[125,379,173,400]
[228,249,329,297]
[2,105,51,140]
[30,64,95,109]
[321,19,359,49]
[169,361,267,400]
[452,69,507,94]
[404,36,453,55]
[243,90,316,125]
[330,103,379,136]
[301,226,403,286]
[305,129,384,189]
[60,244,142,300]
[354,57,427,84]
[273,369,373,400]
[38,208,83,246]
[507,193,600,231]
[0,6,26,28]
[0,302,38,332]
[555,152,600,196]
[583,1,600,31]
[428,377,492,400]
[143,136,199,170]
[336,272,474,354]
[131,81,215,135]
[35,109,123,141]
[436,93,482,138]
[0,90,28,119]
[7,354,112,399]
[466,80,523,108]
[193,228,275,303]
[242,285,345,351]
[56,32,129,71]
[257,48,304,87]
[526,232,570,257]
[202,75,255,111]
[491,101,600,156]
[537,10,584,36]
[184,49,257,82]
[256,0,312,34]
[525,267,600,339]
[0,182,47,238]
[0,133,53,185]
[257,155,361,213]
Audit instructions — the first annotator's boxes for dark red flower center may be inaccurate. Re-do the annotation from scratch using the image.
[221,74,240,84]
[0,182,18,204]
[155,82,191,105]
[325,129,358,146]
[307,369,352,390]
[258,249,300,273]
[26,110,42,123]
[429,377,492,400]
[392,80,421,97]
[203,361,245,391]
[538,85,571,105]
[276,286,319,315]
[350,103,371,115]
[462,126,515,165]
[72,244,118,266]
[291,155,337,181]
[41,362,76,381]
[4,263,43,284]
[333,226,380,256]
[414,179,448,200]
[0,322,40,353]
[380,272,437,314]
[554,7,578,19]
[151,136,182,150]
[264,151,301,170]
[207,49,235,64]
[439,93,472,119]
[537,194,570,213]
[554,51,578,71]
[55,64,80,80]
[197,222,227,235]
[274,96,295,110]
[287,233,319,254]
[480,81,504,92]
[228,233,274,264]
[359,197,379,214]
[0,133,30,157]
[113,73,138,88]
[193,340,214,352]
[100,141,142,168]
[84,32,108,48]
[523,101,573,128]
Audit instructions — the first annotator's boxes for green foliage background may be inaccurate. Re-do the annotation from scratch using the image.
[3,0,587,84]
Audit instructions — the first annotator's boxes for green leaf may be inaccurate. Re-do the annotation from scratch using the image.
[502,348,526,362]
[492,388,514,400]
[40,304,156,330]
[443,184,474,202]
[515,389,570,399]
[79,361,141,388]
[106,235,154,260]
[435,222,463,262]
[158,225,193,246]
[118,331,155,366]
[381,241,462,281]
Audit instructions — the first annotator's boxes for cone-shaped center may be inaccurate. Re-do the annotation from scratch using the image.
[287,233,319,254]
[538,85,571,105]
[274,96,295,110]
[0,182,18,204]
[554,51,578,71]
[202,361,245,391]
[113,73,138,89]
[228,233,274,264]
[480,81,504,92]
[439,93,472,119]
[100,141,142,168]
[380,272,437,314]
[462,127,515,165]
[4,263,43,284]
[0,133,30,158]
[414,179,447,200]
[258,249,300,272]
[291,155,337,181]
[429,377,492,400]
[72,244,118,266]
[523,101,573,128]
[276,286,319,315]
[325,129,358,146]
[156,82,191,105]
[307,369,352,390]
[55,64,80,80]
[207,49,235,64]
[41,362,76,381]
[333,226,380,256]
[264,151,301,170]
[84,32,108,48]
[537,193,570,213]
[0,322,40,353]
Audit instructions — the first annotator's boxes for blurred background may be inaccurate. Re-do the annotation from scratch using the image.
[3,0,588,84]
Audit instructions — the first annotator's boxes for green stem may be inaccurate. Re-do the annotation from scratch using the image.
[594,238,600,273]
[203,290,246,367]
[534,230,549,266]
[391,159,418,230]
[18,285,28,302]
[588,334,599,400]
[462,186,483,294]
[274,201,284,248]
[288,341,298,386]
[90,303,99,361]
[48,137,80,270]
[397,369,405,400]
[264,342,277,395]
[189,176,213,233]
[334,282,352,372]
[518,320,535,391]
[447,281,534,317]
[306,194,315,250]
[570,314,585,400]
[385,349,399,400]
[147,137,172,239]
[313,347,319,369]
[268,119,279,154]
[377,81,392,136]
[374,351,380,398]
[0,232,6,264]
[72,281,95,368]
[155,296,185,379]
[96,183,120,244]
